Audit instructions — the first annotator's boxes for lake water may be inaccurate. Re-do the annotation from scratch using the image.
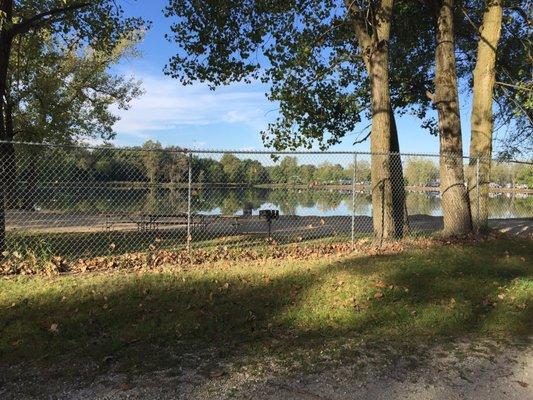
[31,187,532,219]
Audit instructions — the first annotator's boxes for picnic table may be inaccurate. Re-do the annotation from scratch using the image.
[103,211,281,235]
[104,212,212,231]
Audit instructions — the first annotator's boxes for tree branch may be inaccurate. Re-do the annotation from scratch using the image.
[12,2,91,35]
[344,0,372,50]
[376,0,394,42]
[495,81,533,92]
[353,130,371,144]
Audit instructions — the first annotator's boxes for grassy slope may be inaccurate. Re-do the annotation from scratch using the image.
[1,237,532,372]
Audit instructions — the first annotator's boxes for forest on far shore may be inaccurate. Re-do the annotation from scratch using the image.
[14,141,532,188]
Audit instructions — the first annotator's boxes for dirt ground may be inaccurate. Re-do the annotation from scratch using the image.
[1,338,531,399]
[6,209,533,238]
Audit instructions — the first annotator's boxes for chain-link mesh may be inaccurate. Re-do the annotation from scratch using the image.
[1,142,531,259]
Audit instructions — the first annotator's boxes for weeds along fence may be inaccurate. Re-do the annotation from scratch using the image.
[0,141,531,260]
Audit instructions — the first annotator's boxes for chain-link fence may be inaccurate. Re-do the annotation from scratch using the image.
[1,142,531,260]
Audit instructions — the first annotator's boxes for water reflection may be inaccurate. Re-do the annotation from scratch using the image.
[30,187,532,219]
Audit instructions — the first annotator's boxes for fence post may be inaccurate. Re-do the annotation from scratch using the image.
[476,157,480,233]
[351,153,357,248]
[187,152,193,253]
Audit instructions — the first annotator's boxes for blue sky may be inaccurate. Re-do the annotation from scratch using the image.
[111,0,476,155]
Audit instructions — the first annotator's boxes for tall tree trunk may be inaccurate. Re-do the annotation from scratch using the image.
[369,41,401,241]
[0,0,14,253]
[345,0,406,241]
[468,0,503,230]
[434,0,472,235]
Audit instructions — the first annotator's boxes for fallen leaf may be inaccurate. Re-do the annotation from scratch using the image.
[374,291,383,299]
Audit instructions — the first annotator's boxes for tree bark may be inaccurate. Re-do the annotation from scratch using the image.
[346,0,406,241]
[0,0,14,253]
[0,1,14,140]
[369,41,399,241]
[434,0,472,235]
[468,0,503,230]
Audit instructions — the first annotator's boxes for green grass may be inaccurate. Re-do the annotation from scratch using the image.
[7,228,355,260]
[1,236,532,374]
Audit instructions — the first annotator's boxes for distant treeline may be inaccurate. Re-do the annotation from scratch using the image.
[15,141,532,187]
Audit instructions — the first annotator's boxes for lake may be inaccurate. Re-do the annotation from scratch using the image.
[27,186,533,219]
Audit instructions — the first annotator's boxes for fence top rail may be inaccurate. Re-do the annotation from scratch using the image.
[0,140,531,164]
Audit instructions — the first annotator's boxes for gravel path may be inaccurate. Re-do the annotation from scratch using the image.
[2,339,531,399]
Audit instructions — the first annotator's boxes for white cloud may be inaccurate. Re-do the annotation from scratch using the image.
[112,71,272,139]
[222,109,263,124]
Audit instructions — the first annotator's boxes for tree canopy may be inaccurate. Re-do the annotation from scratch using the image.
[164,0,379,150]
[163,0,531,156]
[1,0,148,142]
[8,31,143,144]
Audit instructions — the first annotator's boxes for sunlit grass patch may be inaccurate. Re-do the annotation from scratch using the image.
[0,236,531,371]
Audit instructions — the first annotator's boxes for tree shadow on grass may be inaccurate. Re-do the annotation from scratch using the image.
[0,238,531,381]
[7,226,354,259]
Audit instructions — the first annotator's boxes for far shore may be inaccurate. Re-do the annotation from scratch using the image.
[30,181,533,194]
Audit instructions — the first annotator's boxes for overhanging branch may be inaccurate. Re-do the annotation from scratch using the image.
[12,2,91,35]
